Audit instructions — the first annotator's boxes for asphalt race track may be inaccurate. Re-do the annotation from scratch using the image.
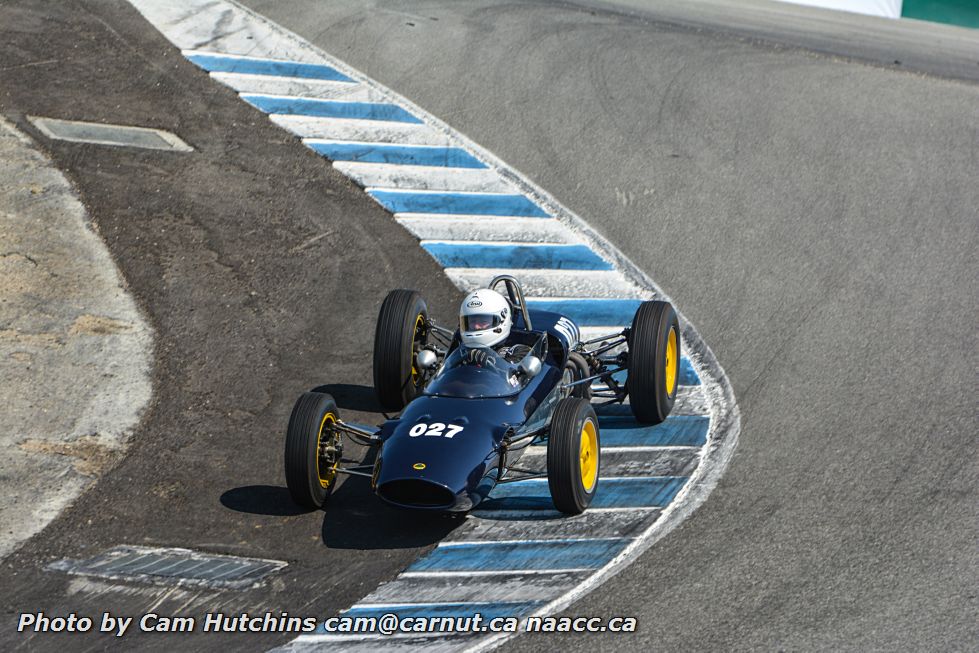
[2,0,977,651]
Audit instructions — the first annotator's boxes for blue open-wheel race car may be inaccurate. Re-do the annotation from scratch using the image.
[284,275,679,515]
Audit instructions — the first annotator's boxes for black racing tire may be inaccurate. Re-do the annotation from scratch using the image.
[564,351,593,400]
[547,397,600,515]
[626,300,680,424]
[284,392,342,509]
[373,289,429,411]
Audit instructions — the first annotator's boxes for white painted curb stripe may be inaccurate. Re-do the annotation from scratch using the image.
[397,217,577,244]
[210,72,382,101]
[337,165,516,193]
[446,269,647,299]
[271,115,453,144]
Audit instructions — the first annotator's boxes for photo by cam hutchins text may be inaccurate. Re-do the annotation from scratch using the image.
[16,612,321,636]
[16,611,640,636]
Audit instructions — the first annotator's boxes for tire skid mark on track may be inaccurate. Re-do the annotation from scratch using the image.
[127,1,740,650]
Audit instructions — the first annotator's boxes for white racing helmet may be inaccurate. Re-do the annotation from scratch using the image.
[459,288,512,348]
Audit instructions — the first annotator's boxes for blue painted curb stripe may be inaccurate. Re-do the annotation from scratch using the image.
[185,52,353,82]
[679,356,700,385]
[339,601,543,622]
[526,298,643,326]
[240,94,423,123]
[407,538,632,572]
[368,190,550,217]
[421,243,613,270]
[306,142,487,168]
[480,477,688,511]
[605,358,700,386]
[598,414,710,447]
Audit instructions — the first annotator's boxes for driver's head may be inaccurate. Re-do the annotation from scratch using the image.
[459,288,512,348]
[467,314,494,331]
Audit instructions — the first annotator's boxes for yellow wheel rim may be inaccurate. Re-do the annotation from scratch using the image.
[665,326,678,397]
[315,412,338,489]
[410,313,425,384]
[579,418,598,493]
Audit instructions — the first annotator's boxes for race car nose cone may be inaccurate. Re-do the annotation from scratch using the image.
[376,478,455,509]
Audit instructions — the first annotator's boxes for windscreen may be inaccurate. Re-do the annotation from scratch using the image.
[424,346,523,399]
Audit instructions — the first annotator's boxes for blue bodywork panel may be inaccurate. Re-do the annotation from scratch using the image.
[372,311,581,511]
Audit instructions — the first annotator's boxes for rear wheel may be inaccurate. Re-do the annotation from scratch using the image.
[284,392,342,509]
[373,289,428,411]
[547,397,600,515]
[626,300,680,424]
[563,351,592,400]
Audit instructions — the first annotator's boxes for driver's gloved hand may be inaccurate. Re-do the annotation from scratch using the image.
[466,348,489,366]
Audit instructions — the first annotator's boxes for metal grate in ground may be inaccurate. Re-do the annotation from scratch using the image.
[47,545,286,590]
[27,116,193,151]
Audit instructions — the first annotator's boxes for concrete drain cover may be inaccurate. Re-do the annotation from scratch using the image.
[48,545,286,589]
[27,116,193,152]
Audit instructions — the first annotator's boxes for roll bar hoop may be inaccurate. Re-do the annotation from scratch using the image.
[489,274,533,331]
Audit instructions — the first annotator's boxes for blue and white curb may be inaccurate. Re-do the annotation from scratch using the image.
[128,1,740,650]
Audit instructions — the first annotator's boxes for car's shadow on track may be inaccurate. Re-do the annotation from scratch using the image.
[219,485,310,516]
[319,447,463,550]
[219,481,461,549]
[222,383,463,549]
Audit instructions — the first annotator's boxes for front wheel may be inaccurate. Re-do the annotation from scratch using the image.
[626,300,680,424]
[284,392,342,509]
[547,397,600,515]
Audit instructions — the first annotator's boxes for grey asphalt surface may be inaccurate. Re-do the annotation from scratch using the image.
[229,0,979,650]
